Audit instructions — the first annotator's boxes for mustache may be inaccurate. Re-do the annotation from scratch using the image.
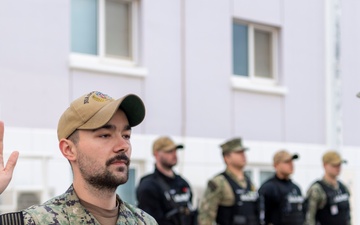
[106,153,130,166]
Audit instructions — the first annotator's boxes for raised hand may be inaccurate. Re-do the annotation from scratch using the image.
[0,121,19,194]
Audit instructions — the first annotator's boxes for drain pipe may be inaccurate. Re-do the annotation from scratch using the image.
[325,0,342,150]
[179,0,187,174]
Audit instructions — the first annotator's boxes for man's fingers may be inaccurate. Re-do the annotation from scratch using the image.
[5,151,19,173]
[0,121,5,168]
[0,121,4,143]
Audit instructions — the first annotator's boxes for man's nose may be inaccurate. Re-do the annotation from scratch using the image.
[114,135,130,152]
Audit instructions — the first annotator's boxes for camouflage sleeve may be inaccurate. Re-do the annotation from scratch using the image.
[22,211,37,225]
[197,176,224,225]
[250,183,256,192]
[343,184,351,225]
[133,210,158,225]
[304,183,326,225]
[124,202,159,225]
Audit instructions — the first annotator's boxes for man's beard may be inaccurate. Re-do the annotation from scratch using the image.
[78,152,131,190]
[160,157,176,170]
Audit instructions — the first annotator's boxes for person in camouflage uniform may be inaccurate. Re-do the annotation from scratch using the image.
[23,185,155,224]
[20,91,157,225]
[304,151,351,225]
[197,137,259,225]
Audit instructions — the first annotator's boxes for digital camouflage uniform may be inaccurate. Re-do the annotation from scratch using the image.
[22,185,158,225]
[197,169,255,225]
[305,178,351,225]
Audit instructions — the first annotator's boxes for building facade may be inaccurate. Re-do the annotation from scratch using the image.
[1,0,360,222]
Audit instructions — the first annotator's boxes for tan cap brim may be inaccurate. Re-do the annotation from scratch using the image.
[162,144,184,152]
[330,159,347,165]
[79,94,145,130]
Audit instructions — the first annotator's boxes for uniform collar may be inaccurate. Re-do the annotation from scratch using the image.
[155,165,177,181]
[321,177,339,189]
[274,174,292,183]
[64,185,126,225]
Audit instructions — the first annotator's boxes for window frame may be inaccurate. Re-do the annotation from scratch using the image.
[232,20,287,95]
[99,0,139,64]
[116,160,144,205]
[245,164,274,188]
[70,0,147,77]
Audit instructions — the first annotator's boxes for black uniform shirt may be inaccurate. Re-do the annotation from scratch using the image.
[136,166,193,225]
[258,175,303,225]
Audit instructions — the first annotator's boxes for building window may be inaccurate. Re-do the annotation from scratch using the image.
[245,166,274,188]
[116,168,136,205]
[233,21,277,81]
[254,29,273,79]
[259,170,274,185]
[70,0,147,76]
[233,23,249,77]
[71,0,137,63]
[105,0,132,59]
[232,21,286,95]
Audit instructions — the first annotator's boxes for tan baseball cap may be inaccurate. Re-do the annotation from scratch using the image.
[220,137,248,154]
[322,151,347,165]
[152,136,184,154]
[57,91,145,140]
[273,150,299,164]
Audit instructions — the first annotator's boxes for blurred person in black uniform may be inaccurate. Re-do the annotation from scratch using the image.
[258,150,304,225]
[136,136,196,225]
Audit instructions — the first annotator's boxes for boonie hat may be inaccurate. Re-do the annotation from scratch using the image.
[322,151,347,165]
[57,91,145,140]
[273,150,299,164]
[220,137,248,154]
[153,136,184,154]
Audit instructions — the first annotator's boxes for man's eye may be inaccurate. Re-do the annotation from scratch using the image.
[100,134,111,138]
[123,135,131,140]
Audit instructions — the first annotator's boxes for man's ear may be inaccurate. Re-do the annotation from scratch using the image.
[153,150,159,158]
[59,139,77,161]
[223,153,230,164]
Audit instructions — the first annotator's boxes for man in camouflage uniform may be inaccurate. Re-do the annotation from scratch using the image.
[20,91,157,225]
[304,151,351,225]
[197,137,259,225]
